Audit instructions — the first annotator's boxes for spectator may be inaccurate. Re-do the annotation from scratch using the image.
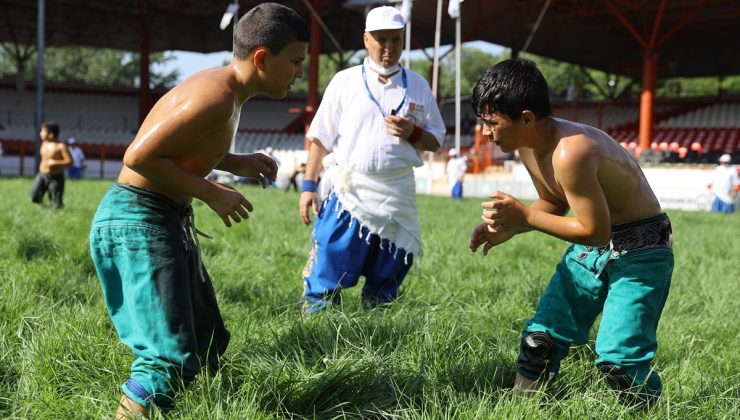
[298,6,445,313]
[30,122,72,208]
[709,153,739,213]
[445,148,468,200]
[263,146,280,187]
[66,137,86,179]
[285,162,307,192]
[666,142,680,163]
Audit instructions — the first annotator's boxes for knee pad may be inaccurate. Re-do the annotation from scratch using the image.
[516,331,557,380]
[599,363,660,407]
[599,363,634,392]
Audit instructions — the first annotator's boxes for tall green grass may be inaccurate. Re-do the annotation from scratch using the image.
[0,177,738,419]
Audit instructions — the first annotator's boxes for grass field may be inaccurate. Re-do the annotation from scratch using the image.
[0,177,738,419]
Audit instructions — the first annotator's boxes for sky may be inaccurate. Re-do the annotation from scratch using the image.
[161,41,506,83]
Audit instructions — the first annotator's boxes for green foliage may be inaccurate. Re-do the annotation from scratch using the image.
[0,45,180,89]
[438,47,508,99]
[656,75,740,97]
[291,51,364,94]
[0,177,738,418]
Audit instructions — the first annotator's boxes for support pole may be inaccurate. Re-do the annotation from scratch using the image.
[404,21,411,68]
[454,14,461,153]
[139,40,151,127]
[473,123,481,173]
[305,7,321,149]
[639,52,657,150]
[137,0,151,128]
[431,0,443,98]
[33,0,45,173]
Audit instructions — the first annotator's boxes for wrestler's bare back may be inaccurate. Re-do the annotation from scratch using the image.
[520,118,661,225]
[118,67,241,204]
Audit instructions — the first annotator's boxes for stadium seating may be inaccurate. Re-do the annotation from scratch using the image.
[2,83,738,172]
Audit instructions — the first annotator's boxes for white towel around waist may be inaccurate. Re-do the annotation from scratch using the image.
[319,153,422,258]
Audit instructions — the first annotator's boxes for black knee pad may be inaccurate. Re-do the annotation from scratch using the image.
[599,363,634,392]
[599,363,654,407]
[516,331,557,380]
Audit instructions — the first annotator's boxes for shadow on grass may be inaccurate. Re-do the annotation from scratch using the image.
[15,231,59,261]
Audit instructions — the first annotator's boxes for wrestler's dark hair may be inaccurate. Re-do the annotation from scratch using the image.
[233,3,310,60]
[41,121,60,138]
[471,58,552,122]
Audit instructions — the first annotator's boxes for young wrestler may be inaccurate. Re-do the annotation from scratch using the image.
[30,122,72,208]
[469,58,674,407]
[88,4,308,417]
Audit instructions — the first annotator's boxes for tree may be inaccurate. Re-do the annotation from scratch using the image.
[0,45,180,90]
[521,54,638,101]
[265,44,739,101]
[439,47,507,99]
[656,75,740,97]
[290,50,363,94]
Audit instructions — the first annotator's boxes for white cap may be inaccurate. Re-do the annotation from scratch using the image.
[449,148,459,157]
[68,137,76,144]
[365,6,405,32]
[719,153,732,163]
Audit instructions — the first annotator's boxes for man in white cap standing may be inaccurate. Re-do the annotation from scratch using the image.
[66,137,86,179]
[298,5,446,313]
[709,153,738,213]
[445,148,468,200]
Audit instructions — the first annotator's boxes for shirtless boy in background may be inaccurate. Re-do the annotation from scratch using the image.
[30,122,72,208]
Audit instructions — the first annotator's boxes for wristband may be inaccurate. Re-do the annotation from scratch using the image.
[302,179,317,193]
[408,124,423,144]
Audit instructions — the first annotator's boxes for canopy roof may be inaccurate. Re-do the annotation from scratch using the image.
[2,0,739,79]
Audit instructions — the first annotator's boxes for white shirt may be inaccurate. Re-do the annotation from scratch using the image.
[307,59,446,173]
[69,145,85,168]
[711,164,739,204]
[446,157,467,187]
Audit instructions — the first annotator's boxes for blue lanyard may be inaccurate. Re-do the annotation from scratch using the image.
[361,64,408,117]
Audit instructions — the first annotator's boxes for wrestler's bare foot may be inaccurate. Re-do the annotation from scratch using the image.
[513,373,546,395]
[115,394,149,419]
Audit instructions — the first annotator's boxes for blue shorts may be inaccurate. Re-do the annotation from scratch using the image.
[89,184,230,410]
[520,214,673,398]
[302,194,413,313]
[711,197,735,213]
[451,181,463,200]
[67,166,82,179]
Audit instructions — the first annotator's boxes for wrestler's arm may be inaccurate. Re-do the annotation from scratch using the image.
[472,175,568,255]
[524,138,611,245]
[124,95,252,226]
[216,152,278,188]
[509,167,570,234]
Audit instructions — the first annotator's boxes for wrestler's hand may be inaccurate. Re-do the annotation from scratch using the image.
[383,115,415,139]
[470,223,515,256]
[205,182,253,227]
[232,153,279,188]
[481,191,528,233]
[299,191,319,226]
